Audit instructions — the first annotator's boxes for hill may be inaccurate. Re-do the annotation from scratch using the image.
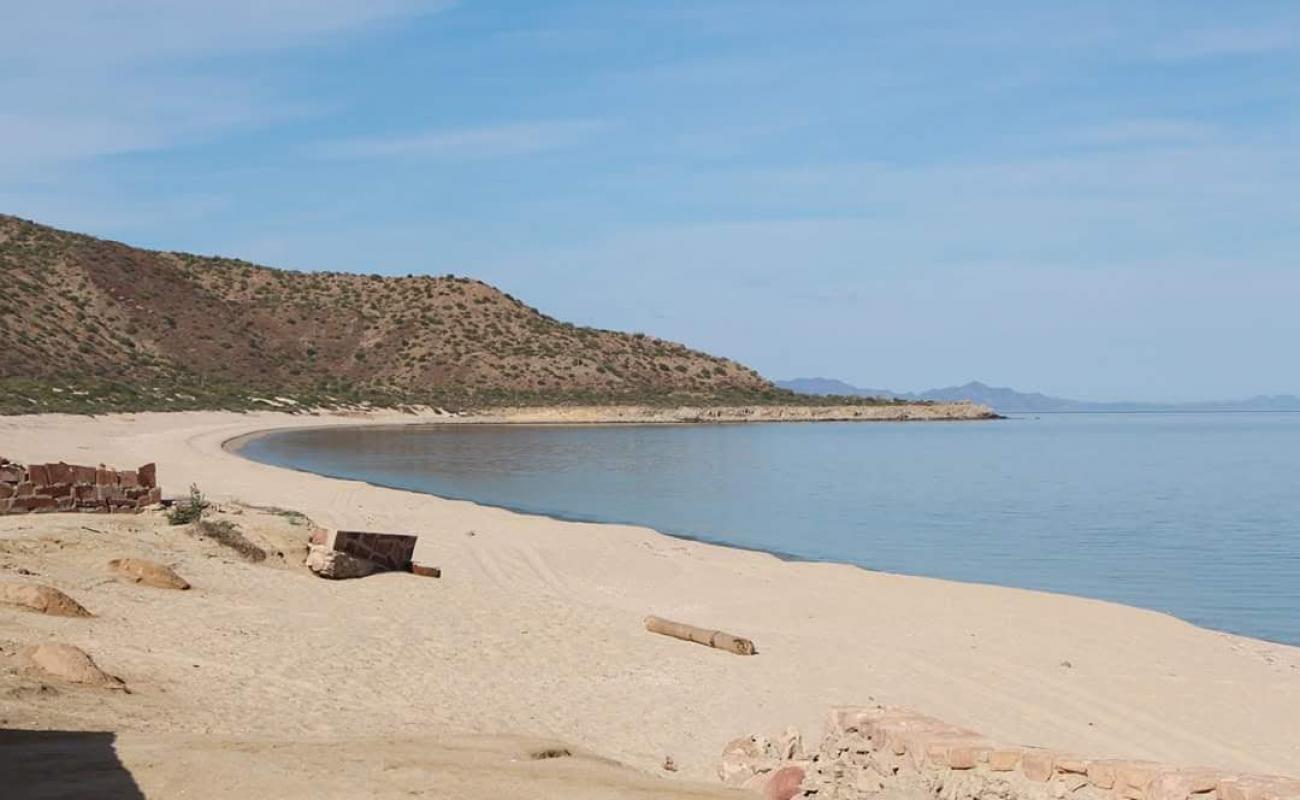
[774,377,900,400]
[0,214,791,414]
[777,379,1073,410]
[908,381,1078,412]
[777,378,1300,413]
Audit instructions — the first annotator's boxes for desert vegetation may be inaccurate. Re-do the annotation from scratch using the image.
[0,215,901,414]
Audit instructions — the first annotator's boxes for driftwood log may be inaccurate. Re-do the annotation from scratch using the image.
[644,615,756,656]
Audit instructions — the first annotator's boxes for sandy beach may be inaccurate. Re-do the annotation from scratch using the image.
[2,410,1299,798]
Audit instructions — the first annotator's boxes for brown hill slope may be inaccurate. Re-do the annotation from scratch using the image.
[0,214,786,413]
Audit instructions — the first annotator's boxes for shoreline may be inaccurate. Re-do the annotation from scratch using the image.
[2,409,1299,784]
[229,435,821,568]
[217,399,999,456]
[228,422,1295,648]
[230,415,1300,649]
[219,411,989,575]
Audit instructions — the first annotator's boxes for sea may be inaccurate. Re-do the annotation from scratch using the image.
[236,412,1300,646]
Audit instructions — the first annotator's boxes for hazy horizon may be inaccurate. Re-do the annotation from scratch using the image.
[775,376,1300,405]
[5,2,1298,402]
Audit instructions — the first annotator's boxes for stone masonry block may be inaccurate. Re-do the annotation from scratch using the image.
[332,531,418,571]
[1089,762,1118,789]
[1220,780,1248,800]
[946,745,986,770]
[1151,770,1224,800]
[1118,763,1160,790]
[720,706,1300,800]
[990,749,1023,772]
[1021,750,1056,782]
[824,707,877,737]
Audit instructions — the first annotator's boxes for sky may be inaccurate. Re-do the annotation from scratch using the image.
[3,1,1299,401]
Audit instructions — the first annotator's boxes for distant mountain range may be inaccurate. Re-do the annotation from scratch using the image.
[776,379,1300,413]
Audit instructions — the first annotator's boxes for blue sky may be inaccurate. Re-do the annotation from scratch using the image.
[3,1,1298,401]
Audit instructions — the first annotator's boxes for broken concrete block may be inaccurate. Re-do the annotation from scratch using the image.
[306,545,380,580]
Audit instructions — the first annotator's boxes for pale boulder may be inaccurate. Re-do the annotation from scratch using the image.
[776,726,803,760]
[766,765,806,800]
[719,735,777,786]
[0,583,92,617]
[23,643,125,689]
[305,545,379,580]
[109,557,191,590]
[744,765,805,800]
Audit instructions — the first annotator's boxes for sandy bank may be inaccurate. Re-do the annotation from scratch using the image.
[439,402,999,423]
[1,410,1298,794]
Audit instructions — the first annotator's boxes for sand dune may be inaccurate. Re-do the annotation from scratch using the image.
[1,410,1298,797]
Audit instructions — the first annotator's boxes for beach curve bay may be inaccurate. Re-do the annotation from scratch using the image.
[236,412,1300,647]
[2,409,1298,785]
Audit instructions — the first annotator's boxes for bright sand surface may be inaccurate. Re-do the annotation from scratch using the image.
[2,410,1299,797]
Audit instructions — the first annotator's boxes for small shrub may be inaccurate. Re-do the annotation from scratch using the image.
[190,519,267,563]
[166,484,209,525]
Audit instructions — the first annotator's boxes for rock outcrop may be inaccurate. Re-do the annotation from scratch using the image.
[108,558,191,590]
[721,706,1300,800]
[0,583,93,617]
[469,403,998,424]
[22,643,125,689]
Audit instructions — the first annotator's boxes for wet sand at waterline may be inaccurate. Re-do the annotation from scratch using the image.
[1,410,1298,797]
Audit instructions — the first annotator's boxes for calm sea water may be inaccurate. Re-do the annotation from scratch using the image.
[238,414,1300,645]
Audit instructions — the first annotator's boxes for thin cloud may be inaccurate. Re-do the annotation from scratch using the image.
[311,120,608,160]
[0,0,452,174]
[1076,119,1218,147]
[1149,26,1299,60]
[1,1,452,62]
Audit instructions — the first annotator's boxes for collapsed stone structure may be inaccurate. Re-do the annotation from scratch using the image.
[332,530,418,571]
[721,706,1300,800]
[0,457,161,514]
[305,529,433,580]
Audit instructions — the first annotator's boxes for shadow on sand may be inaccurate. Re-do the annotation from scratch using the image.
[0,729,144,799]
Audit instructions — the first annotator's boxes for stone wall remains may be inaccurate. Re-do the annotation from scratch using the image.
[332,531,418,571]
[720,706,1300,800]
[0,457,161,514]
